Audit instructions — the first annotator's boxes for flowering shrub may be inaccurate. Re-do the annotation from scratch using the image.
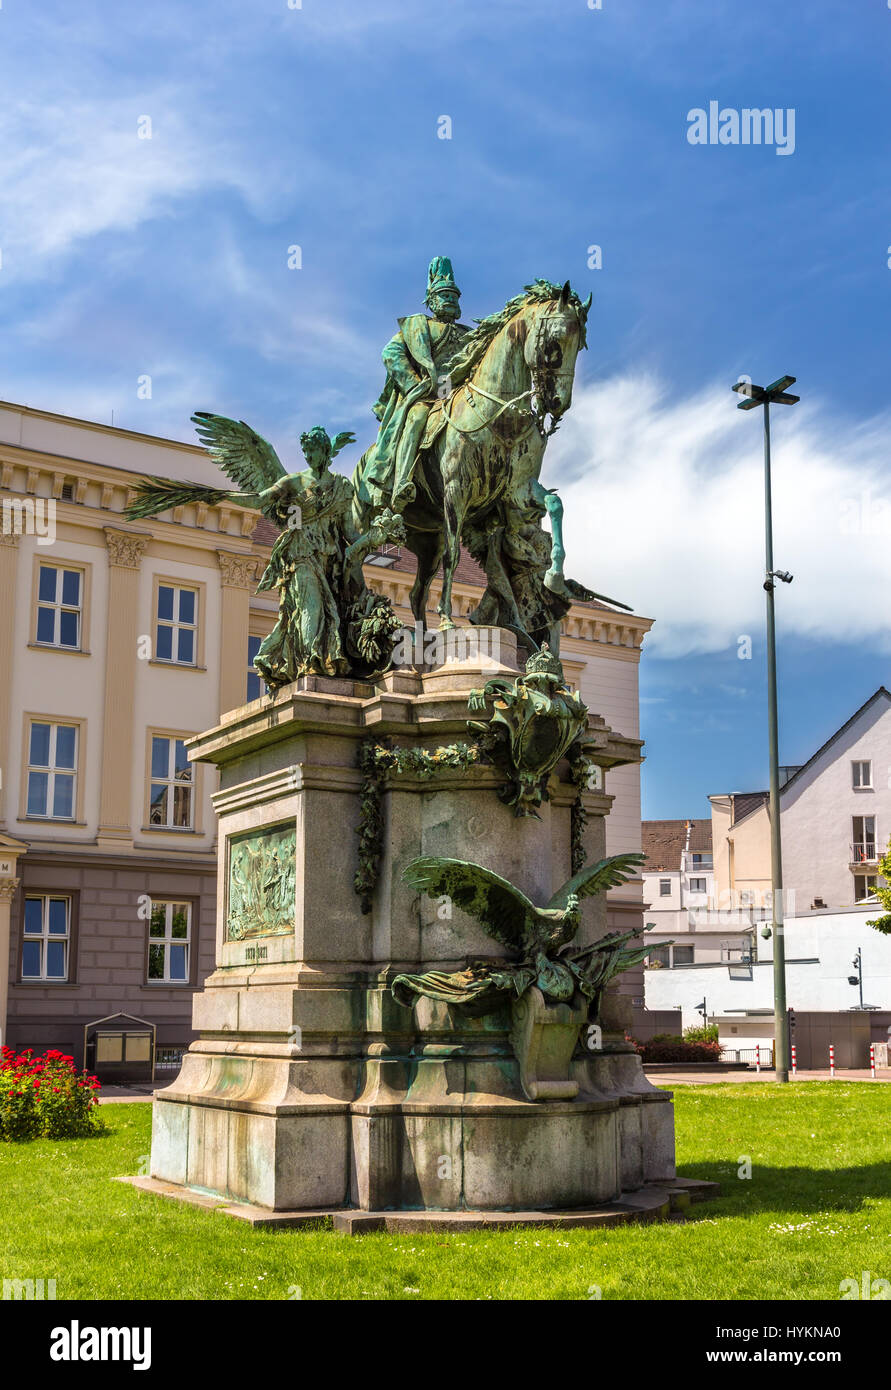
[0,1047,104,1140]
[638,1037,723,1064]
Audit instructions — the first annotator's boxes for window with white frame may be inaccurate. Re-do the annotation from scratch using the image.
[22,895,70,981]
[26,721,77,819]
[659,879,671,897]
[35,565,83,649]
[852,815,876,862]
[155,584,198,664]
[854,874,878,903]
[149,736,193,828]
[852,760,872,789]
[147,901,191,982]
[688,877,707,893]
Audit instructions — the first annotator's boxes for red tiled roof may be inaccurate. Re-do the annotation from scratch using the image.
[252,517,279,547]
[641,819,713,872]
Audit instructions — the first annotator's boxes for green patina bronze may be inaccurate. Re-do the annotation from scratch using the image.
[352,268,595,640]
[468,644,589,816]
[568,746,598,874]
[124,258,631,682]
[227,823,296,941]
[126,420,405,688]
[393,851,648,1019]
[353,736,485,912]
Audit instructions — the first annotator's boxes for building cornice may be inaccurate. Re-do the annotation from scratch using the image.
[0,450,261,549]
[363,567,653,652]
[0,398,208,457]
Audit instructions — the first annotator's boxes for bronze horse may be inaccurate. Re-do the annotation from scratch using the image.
[352,279,591,632]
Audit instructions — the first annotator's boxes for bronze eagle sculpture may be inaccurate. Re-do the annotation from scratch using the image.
[393,851,649,1016]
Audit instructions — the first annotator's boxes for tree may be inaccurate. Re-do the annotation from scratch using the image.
[866,839,891,935]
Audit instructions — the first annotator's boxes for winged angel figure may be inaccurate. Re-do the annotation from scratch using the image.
[394,851,649,1018]
[125,413,406,687]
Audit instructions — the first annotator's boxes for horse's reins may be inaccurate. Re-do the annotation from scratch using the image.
[440,380,535,438]
[439,304,578,441]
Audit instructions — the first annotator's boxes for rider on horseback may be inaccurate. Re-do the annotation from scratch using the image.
[360,256,470,512]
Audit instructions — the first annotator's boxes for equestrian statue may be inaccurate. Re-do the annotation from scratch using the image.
[124,257,630,687]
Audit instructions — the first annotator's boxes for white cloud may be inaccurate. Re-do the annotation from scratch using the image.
[548,372,891,657]
[0,92,300,278]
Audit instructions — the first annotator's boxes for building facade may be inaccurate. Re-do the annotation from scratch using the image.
[644,905,891,1061]
[640,689,891,1006]
[0,399,654,1061]
[707,690,891,918]
[0,400,268,1059]
[640,818,715,968]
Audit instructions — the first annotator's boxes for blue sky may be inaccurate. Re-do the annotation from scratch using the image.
[1,0,889,817]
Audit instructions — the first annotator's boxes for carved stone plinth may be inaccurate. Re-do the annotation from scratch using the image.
[148,630,675,1212]
[510,987,589,1101]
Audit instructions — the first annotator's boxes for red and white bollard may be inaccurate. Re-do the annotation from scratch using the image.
[870,1043,876,1080]
[829,1043,835,1078]
[791,1044,797,1077]
[755,1044,761,1073]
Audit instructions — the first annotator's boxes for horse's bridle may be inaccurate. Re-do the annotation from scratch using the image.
[528,306,579,438]
[438,300,580,442]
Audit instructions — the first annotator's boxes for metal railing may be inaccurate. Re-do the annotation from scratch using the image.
[850,842,878,864]
[721,1046,775,1067]
[154,1047,185,1074]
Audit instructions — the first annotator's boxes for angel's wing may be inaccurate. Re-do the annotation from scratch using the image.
[402,856,537,951]
[191,411,287,494]
[329,431,356,460]
[124,477,235,521]
[547,851,646,912]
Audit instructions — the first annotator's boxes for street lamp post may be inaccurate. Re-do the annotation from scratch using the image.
[732,374,800,1083]
[848,947,864,1009]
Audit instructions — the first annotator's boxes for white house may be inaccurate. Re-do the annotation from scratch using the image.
[644,905,891,1058]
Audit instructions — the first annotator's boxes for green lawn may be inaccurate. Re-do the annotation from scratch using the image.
[1,1083,887,1300]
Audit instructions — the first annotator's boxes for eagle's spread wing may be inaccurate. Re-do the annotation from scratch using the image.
[547,852,646,912]
[191,411,287,493]
[402,856,537,951]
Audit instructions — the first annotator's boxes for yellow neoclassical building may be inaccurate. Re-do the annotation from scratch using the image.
[0,398,653,1061]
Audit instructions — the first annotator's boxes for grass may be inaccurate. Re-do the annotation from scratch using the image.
[0,1083,888,1300]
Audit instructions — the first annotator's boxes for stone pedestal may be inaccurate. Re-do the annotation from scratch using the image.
[150,629,675,1212]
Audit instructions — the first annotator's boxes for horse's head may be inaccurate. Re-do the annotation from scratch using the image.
[525,281,591,436]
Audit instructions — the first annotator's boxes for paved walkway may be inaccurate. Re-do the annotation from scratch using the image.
[96,1069,891,1102]
[97,1083,156,1103]
[645,1067,891,1085]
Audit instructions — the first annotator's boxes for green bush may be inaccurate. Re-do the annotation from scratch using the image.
[0,1047,104,1141]
[683,1024,719,1044]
